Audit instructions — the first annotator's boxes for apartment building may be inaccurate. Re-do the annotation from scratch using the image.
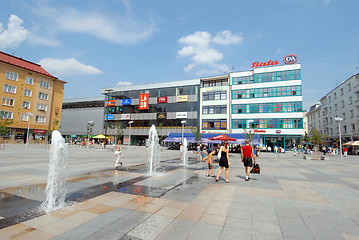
[0,51,66,143]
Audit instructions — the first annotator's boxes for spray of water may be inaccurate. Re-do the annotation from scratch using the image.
[148,125,161,176]
[183,138,188,166]
[41,130,68,213]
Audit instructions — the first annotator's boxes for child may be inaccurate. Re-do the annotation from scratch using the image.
[206,150,216,177]
[114,147,123,170]
[201,147,207,162]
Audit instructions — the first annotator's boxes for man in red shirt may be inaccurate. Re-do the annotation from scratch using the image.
[241,139,256,181]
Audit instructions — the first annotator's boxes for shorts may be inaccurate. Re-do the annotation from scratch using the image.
[208,163,213,169]
[243,157,253,167]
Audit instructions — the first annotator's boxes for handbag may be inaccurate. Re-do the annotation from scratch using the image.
[217,149,222,160]
[250,163,260,174]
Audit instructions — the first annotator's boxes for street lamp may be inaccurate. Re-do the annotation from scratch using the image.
[104,89,114,148]
[334,117,343,160]
[26,112,34,147]
[128,121,134,146]
[181,120,187,143]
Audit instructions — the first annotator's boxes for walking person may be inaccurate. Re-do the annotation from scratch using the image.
[114,146,123,170]
[206,149,216,177]
[241,139,256,181]
[216,140,231,183]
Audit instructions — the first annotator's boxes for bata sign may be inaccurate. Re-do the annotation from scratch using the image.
[251,60,279,68]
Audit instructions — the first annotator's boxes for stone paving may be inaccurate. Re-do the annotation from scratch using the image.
[0,144,359,239]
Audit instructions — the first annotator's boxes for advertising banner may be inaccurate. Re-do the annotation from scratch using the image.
[176,112,187,118]
[139,93,149,110]
[106,100,115,106]
[177,95,188,102]
[121,114,131,120]
[105,114,114,120]
[33,129,46,133]
[122,99,131,105]
[157,96,167,103]
[157,112,167,119]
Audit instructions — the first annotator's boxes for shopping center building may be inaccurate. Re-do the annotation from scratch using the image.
[230,57,304,150]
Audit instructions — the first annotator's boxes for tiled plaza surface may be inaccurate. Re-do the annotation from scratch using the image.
[0,144,359,239]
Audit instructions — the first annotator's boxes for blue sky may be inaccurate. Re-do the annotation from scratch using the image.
[0,0,358,110]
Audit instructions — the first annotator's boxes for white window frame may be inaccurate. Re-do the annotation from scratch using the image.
[0,110,13,119]
[25,77,34,85]
[1,97,15,107]
[5,71,18,81]
[21,113,29,121]
[40,81,50,89]
[37,104,47,111]
[35,115,46,123]
[3,84,16,94]
[22,101,31,109]
[24,88,32,97]
[39,92,49,100]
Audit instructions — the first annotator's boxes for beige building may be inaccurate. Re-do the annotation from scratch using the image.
[0,51,66,143]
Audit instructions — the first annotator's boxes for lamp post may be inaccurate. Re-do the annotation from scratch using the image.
[104,89,114,148]
[128,121,134,146]
[334,117,343,160]
[26,112,34,148]
[181,120,187,143]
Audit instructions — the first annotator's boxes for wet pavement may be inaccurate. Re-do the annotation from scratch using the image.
[1,144,359,239]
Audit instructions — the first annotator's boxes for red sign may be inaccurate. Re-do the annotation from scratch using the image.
[251,60,279,68]
[139,93,149,110]
[254,129,266,133]
[283,54,298,64]
[157,96,167,103]
[33,129,46,133]
[106,100,115,106]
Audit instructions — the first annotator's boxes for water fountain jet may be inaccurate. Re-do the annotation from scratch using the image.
[148,125,161,176]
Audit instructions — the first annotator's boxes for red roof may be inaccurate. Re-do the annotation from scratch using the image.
[0,51,57,79]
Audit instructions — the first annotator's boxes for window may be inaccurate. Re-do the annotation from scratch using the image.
[334,93,337,99]
[3,84,16,94]
[349,96,353,105]
[344,125,347,133]
[21,113,29,121]
[334,104,337,111]
[5,71,18,81]
[24,89,32,97]
[39,92,49,100]
[352,124,356,131]
[350,110,354,118]
[340,88,344,95]
[348,83,352,91]
[25,77,34,85]
[38,104,48,111]
[22,101,31,109]
[35,115,46,123]
[40,81,50,89]
[0,110,13,119]
[1,97,15,107]
[328,96,331,102]
[343,113,346,119]
[342,100,345,108]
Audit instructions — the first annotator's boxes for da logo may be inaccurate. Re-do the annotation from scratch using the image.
[283,54,298,64]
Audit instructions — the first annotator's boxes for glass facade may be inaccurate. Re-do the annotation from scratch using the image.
[202,105,226,114]
[232,85,302,99]
[232,101,302,114]
[232,69,301,85]
[202,91,227,101]
[232,118,303,129]
[202,119,227,130]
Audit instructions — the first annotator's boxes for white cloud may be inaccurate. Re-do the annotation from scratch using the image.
[177,30,242,76]
[117,81,133,86]
[213,30,243,45]
[275,48,284,54]
[38,58,103,76]
[0,15,29,50]
[56,8,155,45]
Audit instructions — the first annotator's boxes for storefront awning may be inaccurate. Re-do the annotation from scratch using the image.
[163,133,259,145]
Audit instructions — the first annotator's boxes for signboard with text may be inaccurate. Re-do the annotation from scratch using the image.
[122,99,131,105]
[139,93,149,110]
[157,112,167,119]
[177,95,188,102]
[121,114,131,120]
[157,96,167,103]
[176,112,187,119]
[105,114,114,120]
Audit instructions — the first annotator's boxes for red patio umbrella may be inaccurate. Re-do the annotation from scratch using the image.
[208,134,236,141]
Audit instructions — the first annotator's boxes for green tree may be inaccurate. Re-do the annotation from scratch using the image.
[115,122,124,145]
[309,127,326,160]
[0,113,13,139]
[49,117,60,133]
[191,126,202,143]
[243,123,256,143]
[303,132,310,143]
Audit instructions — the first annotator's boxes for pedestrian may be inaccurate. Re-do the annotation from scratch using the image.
[201,146,207,162]
[216,140,231,183]
[344,147,348,156]
[180,143,184,161]
[241,139,256,181]
[206,149,216,177]
[256,146,260,157]
[114,146,123,170]
[274,145,278,153]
